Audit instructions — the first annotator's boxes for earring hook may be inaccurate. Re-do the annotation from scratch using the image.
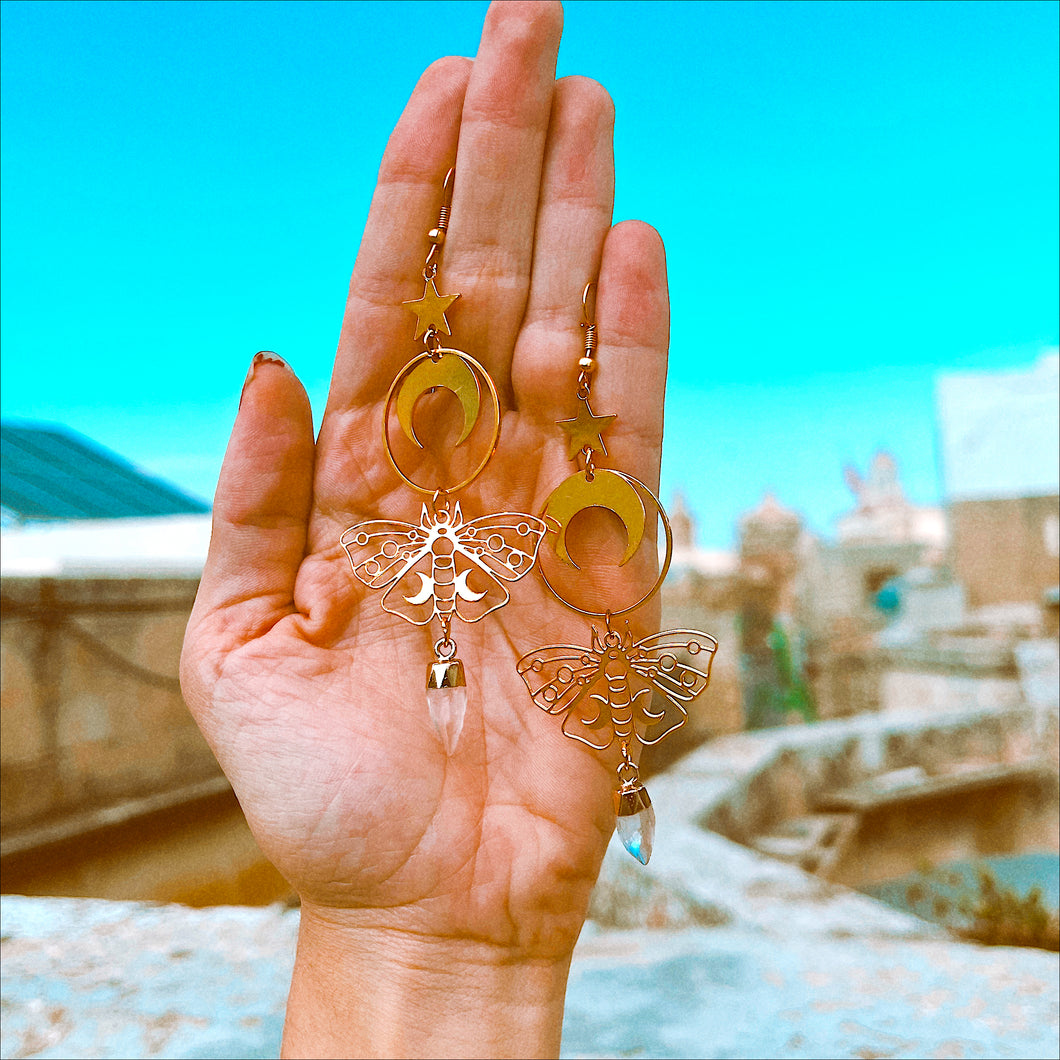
[424,167,456,275]
[581,280,597,328]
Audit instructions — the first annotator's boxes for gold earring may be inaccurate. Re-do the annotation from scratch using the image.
[517,283,719,864]
[341,169,547,753]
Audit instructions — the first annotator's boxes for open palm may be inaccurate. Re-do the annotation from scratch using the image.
[180,1,669,974]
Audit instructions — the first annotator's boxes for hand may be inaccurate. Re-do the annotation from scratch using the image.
[180,3,669,1056]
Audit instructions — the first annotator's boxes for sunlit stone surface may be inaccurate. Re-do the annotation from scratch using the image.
[426,686,467,754]
[617,802,655,864]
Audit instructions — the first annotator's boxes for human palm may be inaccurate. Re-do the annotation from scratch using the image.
[180,1,669,969]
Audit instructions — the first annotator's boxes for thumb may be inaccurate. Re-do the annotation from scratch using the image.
[181,352,315,699]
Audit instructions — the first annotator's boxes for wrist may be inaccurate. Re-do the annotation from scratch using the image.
[282,902,574,1059]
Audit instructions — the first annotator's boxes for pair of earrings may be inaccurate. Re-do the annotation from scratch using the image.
[341,170,717,864]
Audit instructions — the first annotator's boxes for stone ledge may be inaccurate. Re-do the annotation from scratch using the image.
[592,702,1058,936]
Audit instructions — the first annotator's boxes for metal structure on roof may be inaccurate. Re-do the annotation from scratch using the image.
[0,420,210,524]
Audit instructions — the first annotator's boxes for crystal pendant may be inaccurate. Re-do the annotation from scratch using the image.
[614,783,654,864]
[426,660,467,754]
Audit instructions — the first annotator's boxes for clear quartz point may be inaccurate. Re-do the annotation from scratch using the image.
[426,658,467,754]
[614,784,655,865]
[426,686,467,754]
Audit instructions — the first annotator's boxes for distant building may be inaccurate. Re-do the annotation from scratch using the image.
[838,451,947,552]
[737,493,811,729]
[792,452,949,720]
[738,492,803,614]
[1,420,212,578]
[799,451,946,642]
[1,420,209,527]
[936,353,1060,610]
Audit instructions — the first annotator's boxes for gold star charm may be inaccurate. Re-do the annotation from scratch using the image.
[557,399,616,460]
[403,279,460,340]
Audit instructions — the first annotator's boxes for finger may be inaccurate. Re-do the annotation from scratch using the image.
[323,55,471,418]
[442,0,565,394]
[590,221,670,494]
[511,75,616,421]
[185,353,315,669]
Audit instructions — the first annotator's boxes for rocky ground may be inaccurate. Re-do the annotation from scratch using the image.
[3,708,1058,1059]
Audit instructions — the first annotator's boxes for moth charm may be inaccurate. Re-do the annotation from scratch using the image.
[341,500,547,627]
[343,498,546,754]
[516,621,717,750]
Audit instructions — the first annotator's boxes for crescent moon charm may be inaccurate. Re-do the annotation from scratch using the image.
[543,468,646,569]
[395,352,481,448]
[382,349,501,495]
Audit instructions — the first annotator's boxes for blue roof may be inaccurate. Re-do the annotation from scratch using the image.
[1,420,210,523]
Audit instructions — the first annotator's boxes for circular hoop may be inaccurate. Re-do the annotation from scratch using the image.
[382,348,501,495]
[537,470,673,619]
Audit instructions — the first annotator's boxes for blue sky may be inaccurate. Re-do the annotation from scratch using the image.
[2,0,1057,548]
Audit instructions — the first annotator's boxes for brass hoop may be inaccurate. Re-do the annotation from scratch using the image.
[537,470,673,619]
[382,348,501,495]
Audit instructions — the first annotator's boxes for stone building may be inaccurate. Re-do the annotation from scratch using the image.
[798,451,947,642]
[736,493,811,729]
[796,452,948,719]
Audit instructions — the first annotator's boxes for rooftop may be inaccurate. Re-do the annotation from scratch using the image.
[1,420,210,526]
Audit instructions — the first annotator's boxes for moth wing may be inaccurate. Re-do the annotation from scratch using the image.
[627,629,716,745]
[561,692,617,750]
[340,521,428,590]
[448,550,511,624]
[379,559,437,626]
[630,684,689,746]
[629,629,717,703]
[516,645,600,716]
[458,512,547,583]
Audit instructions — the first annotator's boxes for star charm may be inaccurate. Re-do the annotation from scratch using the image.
[403,279,460,339]
[557,399,616,460]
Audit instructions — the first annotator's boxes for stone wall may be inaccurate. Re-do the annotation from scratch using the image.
[1,576,213,831]
[0,575,288,905]
[3,705,1058,1058]
[697,705,1059,889]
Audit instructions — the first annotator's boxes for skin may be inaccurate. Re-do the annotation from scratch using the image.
[179,3,670,1057]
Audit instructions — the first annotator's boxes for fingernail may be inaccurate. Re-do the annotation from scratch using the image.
[240,350,291,408]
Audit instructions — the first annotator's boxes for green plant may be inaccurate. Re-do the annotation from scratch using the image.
[903,863,1059,953]
[767,622,816,722]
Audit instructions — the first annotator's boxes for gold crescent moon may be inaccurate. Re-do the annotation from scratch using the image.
[395,352,481,449]
[543,469,646,569]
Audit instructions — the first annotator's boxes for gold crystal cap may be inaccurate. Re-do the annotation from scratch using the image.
[613,783,651,818]
[427,659,465,690]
